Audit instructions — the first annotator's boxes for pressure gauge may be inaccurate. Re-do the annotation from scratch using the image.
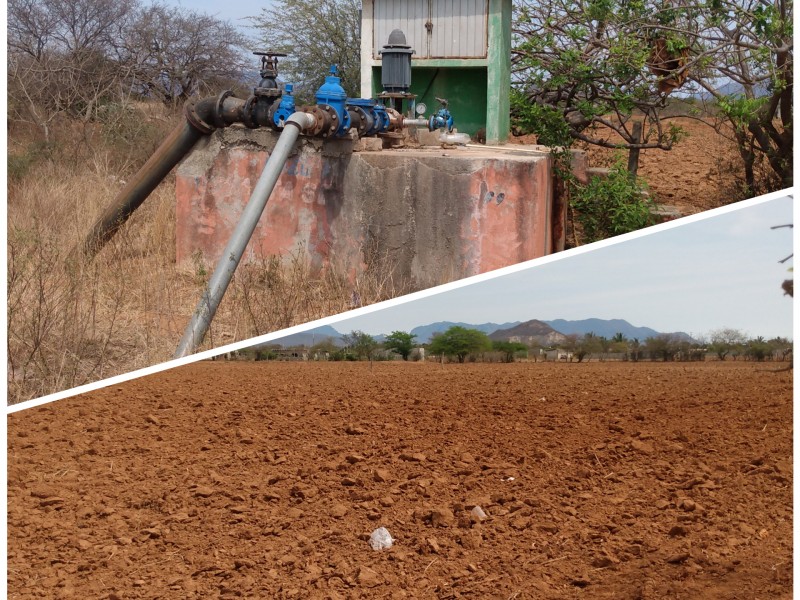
[416,103,427,116]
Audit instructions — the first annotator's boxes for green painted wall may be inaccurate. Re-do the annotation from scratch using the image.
[486,0,512,143]
[372,66,488,136]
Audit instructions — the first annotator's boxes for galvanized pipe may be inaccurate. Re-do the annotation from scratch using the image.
[402,117,429,128]
[174,111,316,358]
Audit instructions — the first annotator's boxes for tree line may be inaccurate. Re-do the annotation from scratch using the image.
[241,325,792,364]
[10,0,790,197]
[7,0,251,143]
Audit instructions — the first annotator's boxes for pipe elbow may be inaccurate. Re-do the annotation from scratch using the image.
[185,91,247,134]
[287,111,316,132]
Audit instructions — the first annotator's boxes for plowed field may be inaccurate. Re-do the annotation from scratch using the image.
[8,361,792,599]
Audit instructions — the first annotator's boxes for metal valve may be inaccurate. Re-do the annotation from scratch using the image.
[253,51,287,97]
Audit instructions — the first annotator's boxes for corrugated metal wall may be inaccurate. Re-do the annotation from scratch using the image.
[374,0,488,59]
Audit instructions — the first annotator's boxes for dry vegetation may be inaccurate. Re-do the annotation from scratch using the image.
[7,106,410,404]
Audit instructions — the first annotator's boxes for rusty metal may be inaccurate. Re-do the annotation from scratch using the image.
[184,97,217,134]
[212,91,235,129]
[84,92,254,258]
[83,120,205,257]
[385,107,405,131]
[300,105,334,137]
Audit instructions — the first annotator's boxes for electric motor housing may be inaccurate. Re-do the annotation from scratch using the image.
[380,29,414,93]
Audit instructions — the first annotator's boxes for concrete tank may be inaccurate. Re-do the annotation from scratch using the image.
[175,129,557,290]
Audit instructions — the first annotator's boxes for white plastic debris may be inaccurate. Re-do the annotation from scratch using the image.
[369,527,394,551]
[470,505,487,520]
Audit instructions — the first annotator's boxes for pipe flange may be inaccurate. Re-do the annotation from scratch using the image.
[300,105,336,138]
[349,105,370,137]
[241,96,259,129]
[385,107,404,131]
[212,91,234,129]
[317,104,340,138]
[184,99,215,135]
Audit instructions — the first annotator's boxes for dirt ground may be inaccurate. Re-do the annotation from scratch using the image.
[580,118,738,215]
[8,361,792,599]
[512,117,741,215]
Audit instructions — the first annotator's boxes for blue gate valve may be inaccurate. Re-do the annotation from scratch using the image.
[316,65,351,137]
[272,83,296,128]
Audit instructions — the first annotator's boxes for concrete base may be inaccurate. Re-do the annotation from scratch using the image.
[176,128,554,290]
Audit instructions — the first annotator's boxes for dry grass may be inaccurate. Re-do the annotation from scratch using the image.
[7,108,412,404]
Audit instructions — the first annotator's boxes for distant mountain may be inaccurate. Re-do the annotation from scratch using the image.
[263,325,344,348]
[489,319,567,346]
[693,80,771,101]
[543,318,693,342]
[410,321,521,343]
[264,318,695,348]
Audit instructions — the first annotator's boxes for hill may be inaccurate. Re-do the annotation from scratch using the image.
[265,318,695,348]
[488,320,567,346]
[410,321,521,343]
[543,318,694,342]
[257,325,343,349]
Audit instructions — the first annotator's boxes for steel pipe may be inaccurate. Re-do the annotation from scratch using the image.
[174,111,316,358]
[83,120,204,257]
[402,117,429,128]
[83,94,253,258]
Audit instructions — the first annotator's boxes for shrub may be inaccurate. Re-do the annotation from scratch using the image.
[572,160,655,243]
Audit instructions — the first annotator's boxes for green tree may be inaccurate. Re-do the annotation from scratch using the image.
[383,331,417,361]
[767,337,792,362]
[629,338,642,362]
[746,336,769,362]
[512,0,792,194]
[645,334,681,361]
[709,328,747,361]
[309,337,338,358]
[512,0,692,155]
[610,332,629,357]
[572,160,655,243]
[251,0,361,100]
[492,340,528,363]
[696,0,792,193]
[573,332,603,363]
[342,330,378,362]
[429,326,492,363]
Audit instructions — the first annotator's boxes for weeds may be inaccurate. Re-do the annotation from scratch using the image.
[7,105,412,403]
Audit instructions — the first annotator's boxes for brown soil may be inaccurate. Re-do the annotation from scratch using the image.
[579,118,738,215]
[511,117,740,215]
[8,361,792,599]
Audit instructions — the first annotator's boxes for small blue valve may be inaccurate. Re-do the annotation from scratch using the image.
[272,83,296,128]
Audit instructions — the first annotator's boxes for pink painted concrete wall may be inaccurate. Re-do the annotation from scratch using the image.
[176,129,554,289]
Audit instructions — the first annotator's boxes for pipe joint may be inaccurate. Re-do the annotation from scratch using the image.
[184,98,217,134]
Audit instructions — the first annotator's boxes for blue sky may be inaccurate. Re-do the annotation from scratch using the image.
[329,196,795,340]
[167,0,270,35]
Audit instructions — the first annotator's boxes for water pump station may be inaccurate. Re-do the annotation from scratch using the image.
[84,6,556,360]
[84,41,459,358]
[361,0,512,143]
